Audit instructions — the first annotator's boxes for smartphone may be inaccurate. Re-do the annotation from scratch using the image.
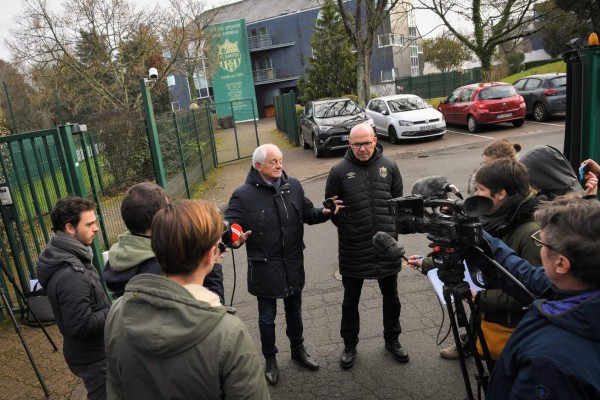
[579,163,590,181]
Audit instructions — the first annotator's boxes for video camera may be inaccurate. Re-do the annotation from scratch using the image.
[389,189,492,285]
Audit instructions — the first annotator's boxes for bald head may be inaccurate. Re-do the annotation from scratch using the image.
[349,124,377,162]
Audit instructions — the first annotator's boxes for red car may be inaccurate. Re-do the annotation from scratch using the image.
[437,82,526,133]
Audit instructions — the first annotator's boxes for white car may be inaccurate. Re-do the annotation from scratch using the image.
[366,95,446,143]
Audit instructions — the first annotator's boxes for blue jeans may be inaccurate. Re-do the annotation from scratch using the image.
[340,274,402,347]
[257,292,304,357]
[68,358,107,400]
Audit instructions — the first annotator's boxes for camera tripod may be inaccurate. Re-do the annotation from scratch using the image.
[0,257,58,399]
[434,247,494,400]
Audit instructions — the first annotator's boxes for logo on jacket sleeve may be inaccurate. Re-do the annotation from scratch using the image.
[379,166,388,178]
[346,172,356,179]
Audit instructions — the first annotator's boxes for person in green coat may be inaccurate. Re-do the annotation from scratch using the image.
[409,159,541,361]
[105,200,270,400]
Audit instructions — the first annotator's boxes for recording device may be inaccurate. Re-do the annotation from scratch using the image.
[148,67,158,80]
[372,232,408,261]
[389,176,493,285]
[323,197,336,212]
[579,162,589,182]
[221,221,243,250]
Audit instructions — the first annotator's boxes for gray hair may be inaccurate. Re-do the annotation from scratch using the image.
[252,144,280,166]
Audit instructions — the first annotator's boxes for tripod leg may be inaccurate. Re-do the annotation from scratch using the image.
[1,288,51,399]
[444,292,475,400]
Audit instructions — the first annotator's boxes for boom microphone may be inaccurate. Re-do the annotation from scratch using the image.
[373,232,408,261]
[411,175,463,200]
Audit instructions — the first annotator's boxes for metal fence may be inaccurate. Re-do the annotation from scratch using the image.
[395,68,482,100]
[274,92,299,145]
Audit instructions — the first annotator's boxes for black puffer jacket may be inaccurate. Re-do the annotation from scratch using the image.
[36,231,111,366]
[325,143,403,279]
[225,167,328,298]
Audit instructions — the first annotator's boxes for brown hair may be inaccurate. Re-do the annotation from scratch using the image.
[151,199,222,275]
[475,158,530,196]
[51,196,96,232]
[483,138,522,161]
[121,182,168,234]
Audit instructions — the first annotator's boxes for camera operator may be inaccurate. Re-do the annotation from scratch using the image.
[409,159,542,361]
[480,195,600,399]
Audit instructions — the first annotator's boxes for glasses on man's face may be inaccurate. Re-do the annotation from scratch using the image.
[530,230,558,252]
[350,141,373,149]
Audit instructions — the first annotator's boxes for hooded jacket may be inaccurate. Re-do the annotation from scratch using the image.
[325,143,403,279]
[484,233,600,399]
[105,274,269,400]
[36,231,111,366]
[103,232,225,302]
[225,167,328,298]
[520,145,584,198]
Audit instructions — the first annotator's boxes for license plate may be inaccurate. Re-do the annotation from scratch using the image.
[341,135,349,141]
[420,125,435,131]
[497,113,513,119]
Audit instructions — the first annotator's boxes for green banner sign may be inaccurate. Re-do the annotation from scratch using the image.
[208,19,258,122]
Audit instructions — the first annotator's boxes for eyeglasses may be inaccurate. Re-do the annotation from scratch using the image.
[350,141,373,149]
[530,230,559,252]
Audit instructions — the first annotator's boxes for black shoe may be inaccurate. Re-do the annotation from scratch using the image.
[264,357,279,385]
[340,346,357,369]
[385,341,409,363]
[291,345,320,371]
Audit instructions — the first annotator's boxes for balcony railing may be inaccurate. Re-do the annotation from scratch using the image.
[248,34,273,50]
[253,68,277,82]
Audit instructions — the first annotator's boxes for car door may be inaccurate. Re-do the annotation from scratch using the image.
[299,102,313,146]
[438,88,462,124]
[521,78,542,113]
[454,88,475,124]
[366,100,386,134]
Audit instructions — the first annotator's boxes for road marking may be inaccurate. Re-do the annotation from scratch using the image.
[446,129,494,139]
[526,121,565,127]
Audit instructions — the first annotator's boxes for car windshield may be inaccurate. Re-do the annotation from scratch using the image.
[314,100,361,118]
[387,97,430,112]
[478,86,517,100]
[549,77,567,87]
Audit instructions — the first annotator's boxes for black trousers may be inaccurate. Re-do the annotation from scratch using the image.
[340,273,402,347]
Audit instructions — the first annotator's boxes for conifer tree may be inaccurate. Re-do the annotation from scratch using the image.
[299,0,357,102]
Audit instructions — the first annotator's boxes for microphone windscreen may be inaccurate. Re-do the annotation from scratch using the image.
[231,224,242,243]
[411,176,450,199]
[373,231,404,260]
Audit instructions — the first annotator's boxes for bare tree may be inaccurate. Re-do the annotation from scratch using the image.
[416,0,551,80]
[336,0,404,106]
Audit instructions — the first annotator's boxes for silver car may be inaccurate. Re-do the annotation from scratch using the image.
[366,95,446,143]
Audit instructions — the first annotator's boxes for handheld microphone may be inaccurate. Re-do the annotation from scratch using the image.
[231,223,242,243]
[373,232,408,261]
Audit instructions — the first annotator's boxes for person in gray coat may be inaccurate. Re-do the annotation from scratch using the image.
[105,200,269,400]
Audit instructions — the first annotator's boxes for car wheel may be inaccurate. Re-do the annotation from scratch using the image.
[467,115,480,133]
[299,128,310,149]
[512,118,525,127]
[389,126,399,144]
[533,103,548,122]
[312,134,324,158]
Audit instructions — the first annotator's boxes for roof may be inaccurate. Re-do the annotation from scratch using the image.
[212,0,324,25]
[460,82,512,90]
[372,94,422,101]
[517,73,566,80]
[311,97,352,104]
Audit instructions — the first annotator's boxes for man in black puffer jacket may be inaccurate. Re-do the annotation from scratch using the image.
[326,124,406,369]
[225,143,340,386]
[37,197,111,400]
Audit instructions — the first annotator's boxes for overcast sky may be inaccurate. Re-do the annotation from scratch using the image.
[0,0,445,62]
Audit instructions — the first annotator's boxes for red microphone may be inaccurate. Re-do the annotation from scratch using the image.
[231,223,243,243]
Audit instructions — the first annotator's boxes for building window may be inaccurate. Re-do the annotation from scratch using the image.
[417,44,423,54]
[378,33,404,48]
[381,68,396,83]
[408,26,417,38]
[167,75,176,87]
[162,49,171,59]
[171,101,180,112]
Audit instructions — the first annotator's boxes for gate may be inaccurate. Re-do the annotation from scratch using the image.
[274,92,299,146]
[209,99,260,164]
[0,124,106,311]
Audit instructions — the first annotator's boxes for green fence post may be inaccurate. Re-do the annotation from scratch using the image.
[205,101,219,166]
[172,112,191,198]
[140,78,168,190]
